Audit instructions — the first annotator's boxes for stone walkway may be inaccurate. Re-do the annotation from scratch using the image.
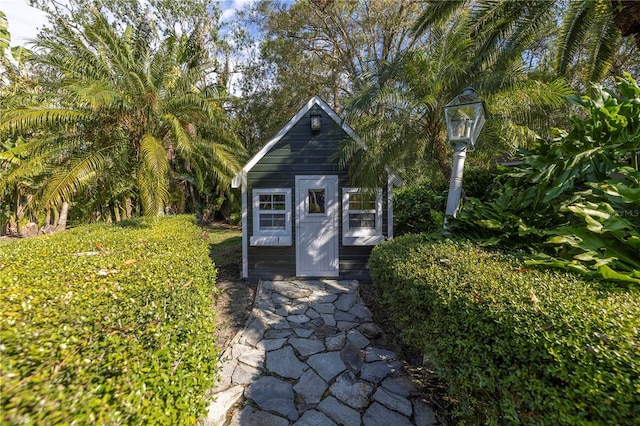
[202,280,440,426]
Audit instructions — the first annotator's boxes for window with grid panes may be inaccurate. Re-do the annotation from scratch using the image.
[342,188,383,245]
[251,188,292,246]
[347,192,376,229]
[258,194,286,230]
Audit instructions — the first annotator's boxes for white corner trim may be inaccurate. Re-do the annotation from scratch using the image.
[231,171,245,189]
[386,167,403,187]
[241,182,248,279]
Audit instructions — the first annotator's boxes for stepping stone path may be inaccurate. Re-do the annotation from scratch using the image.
[202,280,440,425]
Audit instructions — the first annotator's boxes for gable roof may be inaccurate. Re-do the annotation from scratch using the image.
[232,96,358,188]
[231,96,402,188]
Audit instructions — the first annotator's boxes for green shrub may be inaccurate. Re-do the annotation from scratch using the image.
[451,73,640,283]
[393,184,446,235]
[460,166,496,202]
[0,215,219,424]
[394,167,495,236]
[370,235,640,425]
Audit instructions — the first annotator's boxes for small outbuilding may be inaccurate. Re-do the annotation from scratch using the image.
[232,96,401,280]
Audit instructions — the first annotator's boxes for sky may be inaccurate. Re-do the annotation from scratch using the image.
[1,0,253,47]
[2,0,49,46]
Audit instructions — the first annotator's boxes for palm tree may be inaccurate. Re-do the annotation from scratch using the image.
[0,9,244,219]
[413,0,637,87]
[343,7,572,186]
[1,10,43,235]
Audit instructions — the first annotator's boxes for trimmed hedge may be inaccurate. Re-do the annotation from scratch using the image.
[370,235,640,425]
[0,216,219,424]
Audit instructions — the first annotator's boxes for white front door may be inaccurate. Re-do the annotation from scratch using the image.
[295,175,339,277]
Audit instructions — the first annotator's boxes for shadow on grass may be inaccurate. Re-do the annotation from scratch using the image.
[209,237,241,267]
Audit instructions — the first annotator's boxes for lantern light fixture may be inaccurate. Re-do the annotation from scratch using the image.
[443,87,487,151]
[443,87,487,219]
[310,113,321,132]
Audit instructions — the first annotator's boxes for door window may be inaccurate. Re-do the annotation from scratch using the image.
[308,189,326,214]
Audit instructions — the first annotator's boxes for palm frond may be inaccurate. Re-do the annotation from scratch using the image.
[556,0,593,76]
[198,139,244,184]
[138,133,169,215]
[140,133,169,179]
[162,113,194,155]
[0,155,48,192]
[43,147,112,207]
[412,0,468,37]
[585,2,620,83]
[0,108,91,132]
[73,82,122,110]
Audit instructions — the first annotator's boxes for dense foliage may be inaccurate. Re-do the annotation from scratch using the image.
[236,0,637,188]
[0,216,219,424]
[393,167,494,235]
[392,183,446,236]
[0,6,243,235]
[370,236,640,425]
[449,74,640,283]
[2,1,637,232]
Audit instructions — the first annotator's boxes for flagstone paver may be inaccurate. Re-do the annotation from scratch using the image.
[293,409,337,426]
[307,351,346,381]
[266,346,308,379]
[202,280,441,425]
[293,369,328,405]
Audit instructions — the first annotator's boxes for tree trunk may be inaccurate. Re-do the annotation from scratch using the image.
[610,1,640,49]
[52,206,60,227]
[114,203,121,222]
[125,197,133,219]
[177,182,187,213]
[189,184,198,214]
[40,208,55,234]
[6,215,18,236]
[432,132,453,182]
[16,188,25,236]
[56,201,70,231]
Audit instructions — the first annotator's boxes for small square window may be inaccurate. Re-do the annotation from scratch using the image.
[308,189,325,214]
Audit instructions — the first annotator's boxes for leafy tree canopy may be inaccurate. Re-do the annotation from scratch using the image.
[1,5,244,228]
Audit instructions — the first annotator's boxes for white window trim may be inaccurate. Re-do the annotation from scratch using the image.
[342,187,384,246]
[251,188,292,246]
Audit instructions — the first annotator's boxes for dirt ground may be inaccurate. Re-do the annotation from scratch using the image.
[207,229,258,349]
[208,238,453,423]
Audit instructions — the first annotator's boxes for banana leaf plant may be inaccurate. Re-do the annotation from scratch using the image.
[449,73,640,284]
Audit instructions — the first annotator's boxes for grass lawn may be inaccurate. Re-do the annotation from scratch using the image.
[201,224,242,273]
